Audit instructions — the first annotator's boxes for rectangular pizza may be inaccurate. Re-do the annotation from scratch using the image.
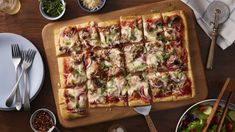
[126,73,151,106]
[53,10,196,121]
[55,25,82,56]
[58,85,87,120]
[142,13,164,43]
[124,43,147,73]
[77,21,100,49]
[97,19,121,48]
[57,54,87,88]
[120,16,143,43]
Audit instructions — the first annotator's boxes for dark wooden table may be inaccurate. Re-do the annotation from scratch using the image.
[1,0,235,131]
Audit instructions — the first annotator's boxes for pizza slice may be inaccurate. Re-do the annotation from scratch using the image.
[98,19,121,48]
[124,43,147,73]
[77,21,100,49]
[162,10,187,43]
[58,85,87,120]
[106,76,128,106]
[95,48,125,77]
[55,25,82,56]
[164,43,188,71]
[87,78,108,108]
[148,72,173,102]
[120,16,143,43]
[145,42,165,71]
[58,54,86,88]
[126,73,151,106]
[169,70,195,101]
[142,13,164,42]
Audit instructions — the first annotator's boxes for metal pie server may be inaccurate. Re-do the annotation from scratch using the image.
[134,105,157,132]
[206,1,230,70]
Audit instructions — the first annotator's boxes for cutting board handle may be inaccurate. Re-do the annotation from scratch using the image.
[145,115,158,132]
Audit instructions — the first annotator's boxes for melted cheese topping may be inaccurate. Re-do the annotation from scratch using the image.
[87,80,107,103]
[99,25,120,47]
[127,75,149,97]
[59,26,80,53]
[143,21,163,42]
[64,88,86,111]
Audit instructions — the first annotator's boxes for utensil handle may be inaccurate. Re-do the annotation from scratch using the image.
[145,115,157,132]
[206,29,218,70]
[15,67,22,111]
[5,70,24,107]
[23,70,30,111]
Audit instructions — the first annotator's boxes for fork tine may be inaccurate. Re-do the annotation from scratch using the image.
[28,49,36,62]
[11,45,14,57]
[16,44,21,57]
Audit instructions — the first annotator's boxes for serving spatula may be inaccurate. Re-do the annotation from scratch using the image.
[134,105,157,132]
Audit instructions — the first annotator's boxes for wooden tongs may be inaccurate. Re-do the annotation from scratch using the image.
[203,78,234,132]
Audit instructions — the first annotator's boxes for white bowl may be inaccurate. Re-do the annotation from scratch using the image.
[39,0,66,21]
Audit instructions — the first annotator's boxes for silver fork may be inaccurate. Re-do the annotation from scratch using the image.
[22,49,36,111]
[5,49,36,108]
[6,44,22,110]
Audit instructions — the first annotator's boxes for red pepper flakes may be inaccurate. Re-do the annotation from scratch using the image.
[32,110,54,132]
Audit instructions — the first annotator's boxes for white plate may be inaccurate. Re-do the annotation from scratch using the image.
[0,33,44,110]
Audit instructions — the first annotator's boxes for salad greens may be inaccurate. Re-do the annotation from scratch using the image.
[41,0,64,17]
[178,104,235,132]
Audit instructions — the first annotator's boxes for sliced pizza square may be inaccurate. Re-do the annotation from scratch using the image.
[87,78,108,108]
[120,16,143,43]
[95,48,125,77]
[55,25,82,56]
[106,76,128,106]
[77,21,100,49]
[126,73,151,106]
[58,54,86,88]
[145,42,165,71]
[164,43,188,71]
[142,13,165,42]
[98,19,121,48]
[58,85,87,120]
[162,10,187,42]
[124,43,147,73]
[83,51,102,80]
[169,70,195,101]
[148,72,173,102]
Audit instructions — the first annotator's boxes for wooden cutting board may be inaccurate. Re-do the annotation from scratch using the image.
[42,0,208,128]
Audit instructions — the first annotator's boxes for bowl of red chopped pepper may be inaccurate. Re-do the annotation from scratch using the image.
[30,108,56,132]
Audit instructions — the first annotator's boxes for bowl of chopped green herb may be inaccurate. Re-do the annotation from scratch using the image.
[39,0,66,20]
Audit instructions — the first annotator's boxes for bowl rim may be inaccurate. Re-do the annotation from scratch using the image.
[76,0,106,13]
[30,108,56,132]
[175,99,235,132]
[39,0,66,21]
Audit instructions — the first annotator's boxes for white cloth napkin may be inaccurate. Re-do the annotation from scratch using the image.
[181,0,235,50]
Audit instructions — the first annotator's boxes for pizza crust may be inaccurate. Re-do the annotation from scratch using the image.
[57,57,66,88]
[128,99,150,107]
[98,19,119,27]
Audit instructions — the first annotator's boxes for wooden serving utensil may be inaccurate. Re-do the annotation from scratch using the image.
[202,78,231,132]
[134,105,157,132]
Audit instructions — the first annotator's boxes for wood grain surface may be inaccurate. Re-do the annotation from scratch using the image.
[42,0,207,128]
[0,0,235,132]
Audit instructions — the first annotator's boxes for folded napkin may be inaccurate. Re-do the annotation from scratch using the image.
[181,0,235,50]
